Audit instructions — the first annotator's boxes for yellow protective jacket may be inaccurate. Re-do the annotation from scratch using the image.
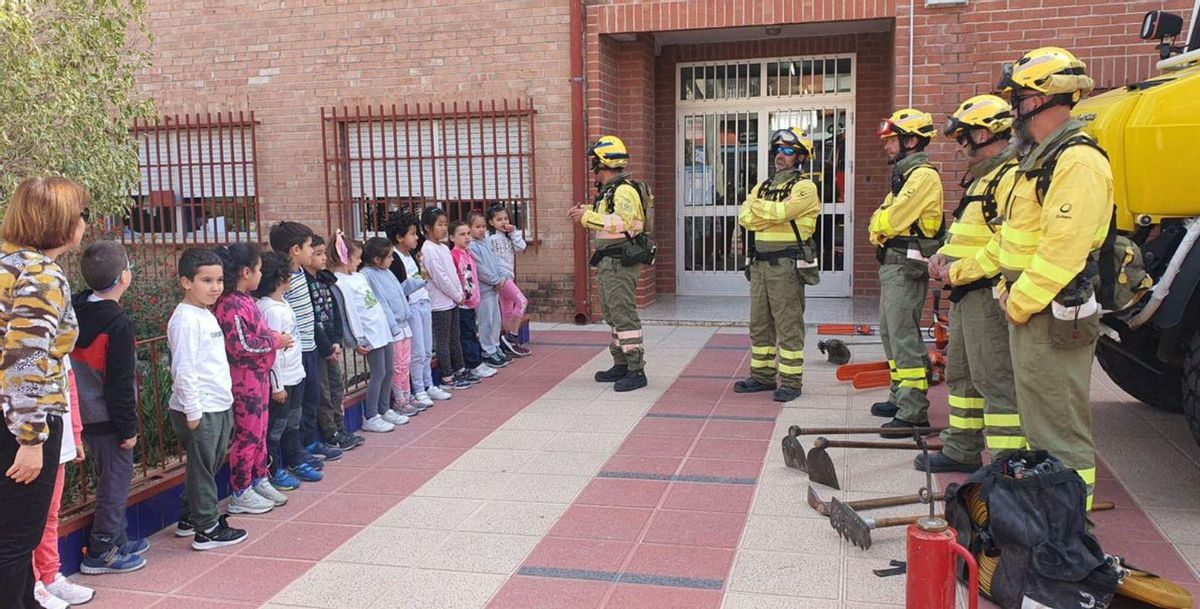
[868,153,944,248]
[737,168,820,249]
[956,121,1113,323]
[941,150,1018,265]
[581,176,645,245]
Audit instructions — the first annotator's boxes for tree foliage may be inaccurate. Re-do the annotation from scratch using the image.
[0,0,154,217]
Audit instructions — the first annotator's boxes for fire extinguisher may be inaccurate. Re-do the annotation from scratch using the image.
[906,430,979,609]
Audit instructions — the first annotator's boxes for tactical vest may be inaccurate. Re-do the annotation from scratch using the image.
[748,171,818,264]
[592,175,657,267]
[880,163,945,260]
[954,160,1018,229]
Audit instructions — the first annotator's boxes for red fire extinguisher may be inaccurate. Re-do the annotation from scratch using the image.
[906,516,978,609]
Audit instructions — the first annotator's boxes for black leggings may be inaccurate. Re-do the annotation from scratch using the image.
[432,308,464,379]
[0,416,62,609]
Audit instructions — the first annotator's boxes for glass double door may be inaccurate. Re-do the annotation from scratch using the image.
[676,106,853,296]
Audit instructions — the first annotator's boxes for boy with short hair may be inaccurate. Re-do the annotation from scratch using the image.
[168,248,247,550]
[304,235,362,451]
[268,221,342,464]
[72,241,147,574]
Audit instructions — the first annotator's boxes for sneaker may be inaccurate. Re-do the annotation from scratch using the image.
[472,364,498,378]
[614,370,648,392]
[46,573,94,604]
[483,353,509,368]
[414,391,435,407]
[333,432,361,451]
[270,468,302,491]
[228,487,275,515]
[501,334,531,357]
[175,516,195,537]
[120,538,150,556]
[733,377,776,393]
[594,364,628,383]
[290,462,324,482]
[427,386,453,401]
[410,399,430,413]
[254,478,289,506]
[394,403,420,417]
[382,409,410,426]
[451,377,473,389]
[362,415,396,433]
[192,515,248,551]
[33,581,68,609]
[308,441,343,462]
[80,545,147,575]
[304,455,325,471]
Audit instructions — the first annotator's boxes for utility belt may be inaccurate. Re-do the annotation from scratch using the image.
[589,235,656,268]
[948,276,997,304]
[751,247,802,266]
[875,235,942,264]
[589,245,623,267]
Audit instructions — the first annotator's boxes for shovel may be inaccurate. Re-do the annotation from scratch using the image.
[781,426,946,473]
[807,437,943,490]
[807,486,947,517]
[829,496,940,550]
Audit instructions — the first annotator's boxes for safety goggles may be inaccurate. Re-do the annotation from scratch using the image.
[876,120,899,138]
[772,145,800,156]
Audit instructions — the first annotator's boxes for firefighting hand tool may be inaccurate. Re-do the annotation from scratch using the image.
[806,486,947,518]
[829,496,943,551]
[806,437,944,490]
[817,324,876,336]
[781,425,945,472]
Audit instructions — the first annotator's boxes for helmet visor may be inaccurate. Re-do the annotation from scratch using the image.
[877,119,899,138]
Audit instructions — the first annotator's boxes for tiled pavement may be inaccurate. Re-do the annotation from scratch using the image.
[66,325,1200,608]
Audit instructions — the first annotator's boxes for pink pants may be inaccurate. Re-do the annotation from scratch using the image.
[497,280,527,327]
[33,464,65,584]
[229,370,270,493]
[391,337,413,402]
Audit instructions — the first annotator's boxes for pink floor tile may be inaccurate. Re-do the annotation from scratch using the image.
[337,443,401,465]
[83,587,163,609]
[410,427,494,448]
[602,584,723,609]
[706,334,752,348]
[309,464,368,490]
[629,417,706,437]
[668,377,732,393]
[1102,540,1199,583]
[340,467,436,496]
[660,483,754,514]
[1091,507,1163,549]
[153,596,257,608]
[254,489,326,521]
[623,543,734,581]
[176,556,315,603]
[292,492,400,525]
[359,425,424,446]
[238,521,362,561]
[689,438,769,461]
[441,411,516,429]
[708,400,782,418]
[642,510,747,548]
[548,505,654,542]
[678,458,763,480]
[615,434,696,458]
[577,478,670,508]
[698,419,776,440]
[77,547,227,593]
[602,455,683,477]
[199,516,283,554]
[391,446,469,470]
[487,576,611,609]
[524,537,635,572]
[650,391,720,411]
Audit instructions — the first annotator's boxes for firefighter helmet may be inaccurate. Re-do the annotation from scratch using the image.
[878,108,936,140]
[589,135,629,170]
[944,94,1014,138]
[770,127,814,160]
[999,47,1094,104]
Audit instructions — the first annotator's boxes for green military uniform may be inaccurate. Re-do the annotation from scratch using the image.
[737,168,821,390]
[583,175,647,371]
[868,153,945,425]
[973,120,1113,509]
[938,149,1023,464]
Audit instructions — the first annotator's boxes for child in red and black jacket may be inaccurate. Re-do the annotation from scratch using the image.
[71,241,147,574]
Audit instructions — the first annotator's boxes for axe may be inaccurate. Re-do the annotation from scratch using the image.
[807,437,944,490]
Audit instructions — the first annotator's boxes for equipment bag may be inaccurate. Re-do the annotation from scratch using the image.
[946,450,1120,609]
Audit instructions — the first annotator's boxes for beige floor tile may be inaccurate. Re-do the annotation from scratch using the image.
[728,550,841,599]
[476,429,560,451]
[374,496,485,530]
[542,431,626,453]
[326,525,448,567]
[420,531,540,575]
[491,472,590,504]
[844,557,909,604]
[539,384,611,402]
[414,470,514,500]
[740,515,843,556]
[519,451,611,476]
[446,448,535,474]
[271,562,408,608]
[721,592,843,609]
[523,399,586,414]
[501,411,577,431]
[1147,509,1200,546]
[369,569,506,609]
[570,414,644,435]
[457,500,569,537]
[752,484,823,518]
[1175,544,1200,575]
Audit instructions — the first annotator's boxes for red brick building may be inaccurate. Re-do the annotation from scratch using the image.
[133,0,1191,321]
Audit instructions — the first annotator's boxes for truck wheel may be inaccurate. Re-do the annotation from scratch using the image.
[1184,332,1200,448]
[1096,337,1183,413]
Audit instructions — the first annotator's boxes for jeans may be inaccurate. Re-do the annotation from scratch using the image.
[82,431,134,556]
[0,415,61,609]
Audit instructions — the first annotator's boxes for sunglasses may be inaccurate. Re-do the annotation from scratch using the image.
[80,207,91,222]
[773,145,800,156]
[1010,92,1040,108]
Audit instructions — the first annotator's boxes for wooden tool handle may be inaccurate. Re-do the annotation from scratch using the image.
[813,437,942,451]
[795,426,945,436]
[870,514,945,528]
[1092,501,1115,512]
[847,493,930,511]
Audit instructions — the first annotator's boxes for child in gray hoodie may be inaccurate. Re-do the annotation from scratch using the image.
[468,210,509,369]
[360,237,420,419]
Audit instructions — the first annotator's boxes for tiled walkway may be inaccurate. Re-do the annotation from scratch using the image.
[65,325,1200,608]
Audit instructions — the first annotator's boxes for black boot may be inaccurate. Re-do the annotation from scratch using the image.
[870,401,899,418]
[614,370,648,392]
[733,377,776,393]
[880,417,929,439]
[594,364,628,383]
[773,386,801,402]
[913,451,980,474]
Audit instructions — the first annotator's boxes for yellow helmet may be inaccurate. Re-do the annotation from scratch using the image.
[878,108,936,140]
[1000,47,1094,103]
[770,127,814,160]
[944,94,1014,138]
[588,135,629,170]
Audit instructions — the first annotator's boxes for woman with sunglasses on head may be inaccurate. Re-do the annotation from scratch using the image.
[0,176,89,609]
[734,127,822,403]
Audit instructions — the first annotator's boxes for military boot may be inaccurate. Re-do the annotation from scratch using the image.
[614,370,648,392]
[594,364,628,383]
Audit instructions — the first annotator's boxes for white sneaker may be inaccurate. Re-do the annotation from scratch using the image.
[33,581,68,609]
[46,574,94,605]
[413,392,434,407]
[382,410,410,426]
[254,478,288,506]
[427,386,452,401]
[472,364,497,378]
[228,487,274,514]
[362,415,395,433]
